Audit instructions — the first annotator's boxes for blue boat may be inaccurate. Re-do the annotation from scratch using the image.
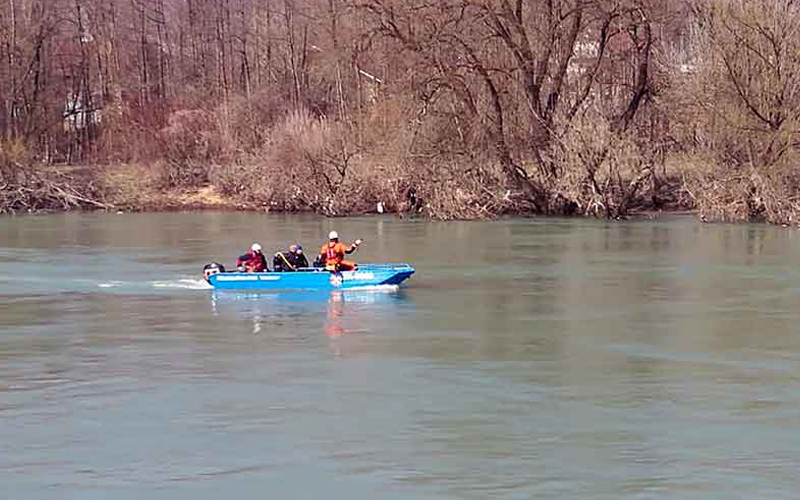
[203,263,415,291]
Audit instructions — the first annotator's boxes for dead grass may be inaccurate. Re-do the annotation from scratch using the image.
[96,163,248,211]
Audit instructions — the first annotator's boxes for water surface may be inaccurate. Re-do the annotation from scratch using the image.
[1,212,799,499]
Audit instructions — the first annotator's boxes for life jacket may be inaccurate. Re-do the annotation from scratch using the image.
[320,242,346,271]
[252,253,267,272]
[326,243,339,262]
[238,250,267,272]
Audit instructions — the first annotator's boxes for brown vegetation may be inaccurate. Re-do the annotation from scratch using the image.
[0,0,798,224]
[676,0,800,224]
[1,140,109,213]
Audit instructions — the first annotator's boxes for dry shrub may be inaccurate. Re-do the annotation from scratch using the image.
[158,108,236,188]
[353,168,418,215]
[214,109,356,213]
[93,103,164,163]
[0,170,107,213]
[339,94,524,219]
[223,90,295,150]
[0,139,33,180]
[684,158,800,225]
[211,100,485,218]
[94,163,161,209]
[385,160,515,220]
[0,141,107,213]
[673,0,800,225]
[548,115,659,218]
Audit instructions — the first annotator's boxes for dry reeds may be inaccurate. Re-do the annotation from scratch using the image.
[1,141,108,213]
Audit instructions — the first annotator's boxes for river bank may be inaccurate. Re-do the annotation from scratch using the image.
[4,161,800,230]
[1,161,694,218]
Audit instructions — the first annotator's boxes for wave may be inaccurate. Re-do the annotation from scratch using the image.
[89,279,397,293]
[97,281,125,289]
[151,278,212,290]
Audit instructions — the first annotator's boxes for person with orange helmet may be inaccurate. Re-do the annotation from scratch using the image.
[318,231,361,271]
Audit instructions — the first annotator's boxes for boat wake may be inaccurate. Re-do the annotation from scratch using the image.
[97,281,125,289]
[94,278,212,292]
[91,280,395,293]
[151,279,213,290]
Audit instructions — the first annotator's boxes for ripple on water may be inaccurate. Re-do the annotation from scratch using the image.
[2,213,800,499]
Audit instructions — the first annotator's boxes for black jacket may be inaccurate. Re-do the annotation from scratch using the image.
[273,251,309,272]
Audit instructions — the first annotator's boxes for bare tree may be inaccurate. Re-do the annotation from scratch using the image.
[358,0,659,213]
[681,0,800,222]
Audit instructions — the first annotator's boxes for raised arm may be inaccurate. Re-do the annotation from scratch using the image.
[345,239,363,254]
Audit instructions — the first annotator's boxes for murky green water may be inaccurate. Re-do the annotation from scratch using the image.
[1,212,799,499]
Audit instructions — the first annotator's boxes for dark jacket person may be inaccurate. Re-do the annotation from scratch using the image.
[273,244,309,272]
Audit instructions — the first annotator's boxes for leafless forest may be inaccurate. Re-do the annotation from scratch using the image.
[1,0,799,222]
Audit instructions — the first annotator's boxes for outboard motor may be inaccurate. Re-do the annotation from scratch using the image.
[203,262,226,282]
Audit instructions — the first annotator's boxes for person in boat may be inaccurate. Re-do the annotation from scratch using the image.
[273,244,309,272]
[319,231,361,271]
[236,243,268,272]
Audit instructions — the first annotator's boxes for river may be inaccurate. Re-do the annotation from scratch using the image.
[1,212,799,500]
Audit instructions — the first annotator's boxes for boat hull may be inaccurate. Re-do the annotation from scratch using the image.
[206,264,415,291]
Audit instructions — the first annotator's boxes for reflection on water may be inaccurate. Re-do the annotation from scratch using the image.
[2,212,800,500]
[209,287,410,339]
